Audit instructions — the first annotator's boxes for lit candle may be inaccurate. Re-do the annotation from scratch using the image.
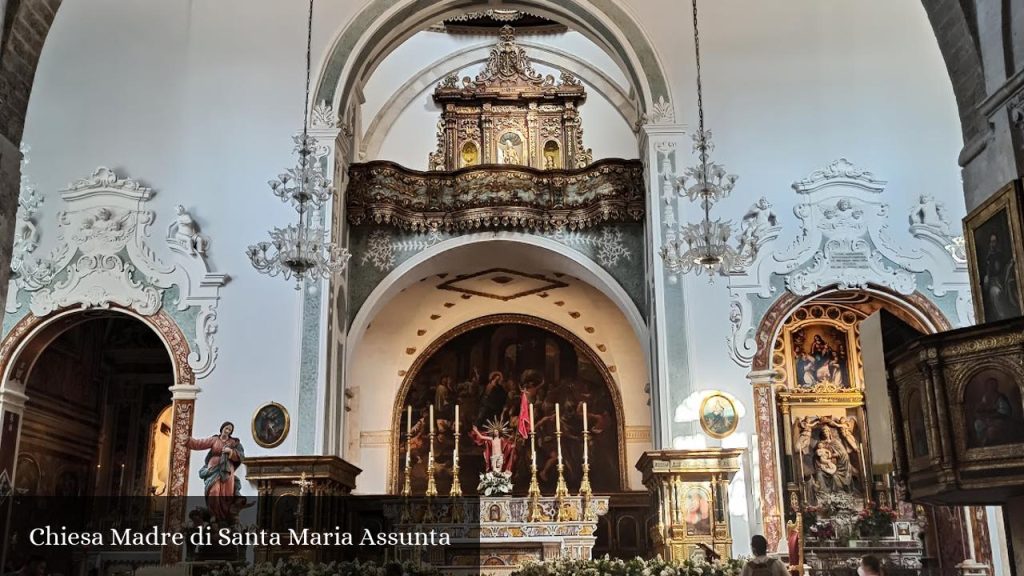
[430,404,434,435]
[455,404,460,436]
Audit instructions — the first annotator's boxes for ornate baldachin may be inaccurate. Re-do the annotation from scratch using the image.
[347,159,644,233]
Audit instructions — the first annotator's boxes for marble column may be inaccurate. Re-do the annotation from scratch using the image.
[747,369,785,550]
[640,123,697,448]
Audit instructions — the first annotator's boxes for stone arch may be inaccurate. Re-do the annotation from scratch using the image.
[0,305,196,563]
[387,312,630,494]
[315,0,673,122]
[751,284,952,372]
[0,0,62,143]
[919,0,988,147]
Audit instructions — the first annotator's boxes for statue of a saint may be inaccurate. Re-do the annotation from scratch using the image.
[470,423,516,474]
[168,205,210,256]
[187,421,247,523]
[499,140,520,165]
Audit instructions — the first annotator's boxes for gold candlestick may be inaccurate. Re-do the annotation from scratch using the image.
[554,403,569,521]
[422,405,437,523]
[450,404,462,498]
[403,407,413,495]
[527,402,542,522]
[579,402,593,521]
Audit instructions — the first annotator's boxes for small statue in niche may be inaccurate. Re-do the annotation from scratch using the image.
[167,205,210,256]
[909,194,949,233]
[498,134,522,165]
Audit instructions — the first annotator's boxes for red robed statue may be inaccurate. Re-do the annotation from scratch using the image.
[470,421,517,474]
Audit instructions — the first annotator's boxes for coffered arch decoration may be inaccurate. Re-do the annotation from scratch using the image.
[4,166,229,380]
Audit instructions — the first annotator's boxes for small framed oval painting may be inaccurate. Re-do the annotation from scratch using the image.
[700,393,738,439]
[252,402,290,448]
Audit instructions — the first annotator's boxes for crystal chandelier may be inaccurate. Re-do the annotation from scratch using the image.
[247,0,350,289]
[659,0,741,280]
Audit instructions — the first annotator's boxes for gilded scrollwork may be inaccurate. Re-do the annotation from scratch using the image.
[347,159,644,233]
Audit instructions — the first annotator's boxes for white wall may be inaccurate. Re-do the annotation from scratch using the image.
[20,1,964,535]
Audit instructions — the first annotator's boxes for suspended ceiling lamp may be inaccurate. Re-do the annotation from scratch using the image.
[660,0,742,281]
[247,0,350,290]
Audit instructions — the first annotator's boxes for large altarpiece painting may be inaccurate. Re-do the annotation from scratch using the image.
[393,317,624,496]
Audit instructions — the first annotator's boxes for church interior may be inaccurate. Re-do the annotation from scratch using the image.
[0,1,1023,575]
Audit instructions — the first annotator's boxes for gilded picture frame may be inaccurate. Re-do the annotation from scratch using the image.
[964,180,1024,323]
[252,401,290,449]
[699,393,738,439]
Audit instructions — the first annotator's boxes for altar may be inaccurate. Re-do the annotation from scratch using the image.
[386,495,609,575]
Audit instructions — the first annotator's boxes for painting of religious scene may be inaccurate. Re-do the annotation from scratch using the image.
[963,368,1024,449]
[497,132,524,165]
[970,202,1022,322]
[791,324,852,390]
[794,415,865,505]
[397,322,621,496]
[682,484,712,536]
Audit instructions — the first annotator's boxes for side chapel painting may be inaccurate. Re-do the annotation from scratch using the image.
[962,368,1024,449]
[397,321,622,495]
[791,324,853,390]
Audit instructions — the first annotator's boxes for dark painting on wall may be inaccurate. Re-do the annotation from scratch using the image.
[963,368,1024,449]
[965,181,1024,323]
[398,321,621,495]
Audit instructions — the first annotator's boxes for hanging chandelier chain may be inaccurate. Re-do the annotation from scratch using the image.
[302,0,314,142]
[691,0,705,141]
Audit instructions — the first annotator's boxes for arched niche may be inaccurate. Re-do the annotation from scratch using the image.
[389,313,628,496]
[0,306,196,563]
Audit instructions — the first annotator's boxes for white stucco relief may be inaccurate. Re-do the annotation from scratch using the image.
[726,158,972,366]
[7,166,228,379]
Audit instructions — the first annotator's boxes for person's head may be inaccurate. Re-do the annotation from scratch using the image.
[859,554,883,575]
[750,534,768,556]
[219,421,234,437]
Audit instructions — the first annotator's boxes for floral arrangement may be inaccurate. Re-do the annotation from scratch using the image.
[808,521,836,541]
[510,555,746,576]
[856,501,898,539]
[800,506,821,535]
[478,470,513,496]
[208,558,441,576]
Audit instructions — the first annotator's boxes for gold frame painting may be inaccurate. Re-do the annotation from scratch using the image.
[699,393,738,439]
[964,180,1024,323]
[252,401,290,449]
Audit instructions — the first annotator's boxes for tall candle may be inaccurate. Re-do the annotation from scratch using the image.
[455,404,460,436]
[582,401,589,465]
[407,406,412,435]
[556,403,563,462]
[430,404,434,435]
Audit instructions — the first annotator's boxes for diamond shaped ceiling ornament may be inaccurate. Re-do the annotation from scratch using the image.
[438,268,568,301]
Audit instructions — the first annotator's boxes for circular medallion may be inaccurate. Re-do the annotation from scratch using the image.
[699,393,738,439]
[252,401,290,448]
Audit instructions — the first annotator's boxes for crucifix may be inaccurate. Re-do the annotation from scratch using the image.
[291,472,315,530]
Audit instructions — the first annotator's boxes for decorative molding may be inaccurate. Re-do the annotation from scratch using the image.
[310,100,338,129]
[347,159,644,234]
[4,167,229,379]
[726,158,971,367]
[1009,90,1024,132]
[359,430,391,447]
[625,425,652,443]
